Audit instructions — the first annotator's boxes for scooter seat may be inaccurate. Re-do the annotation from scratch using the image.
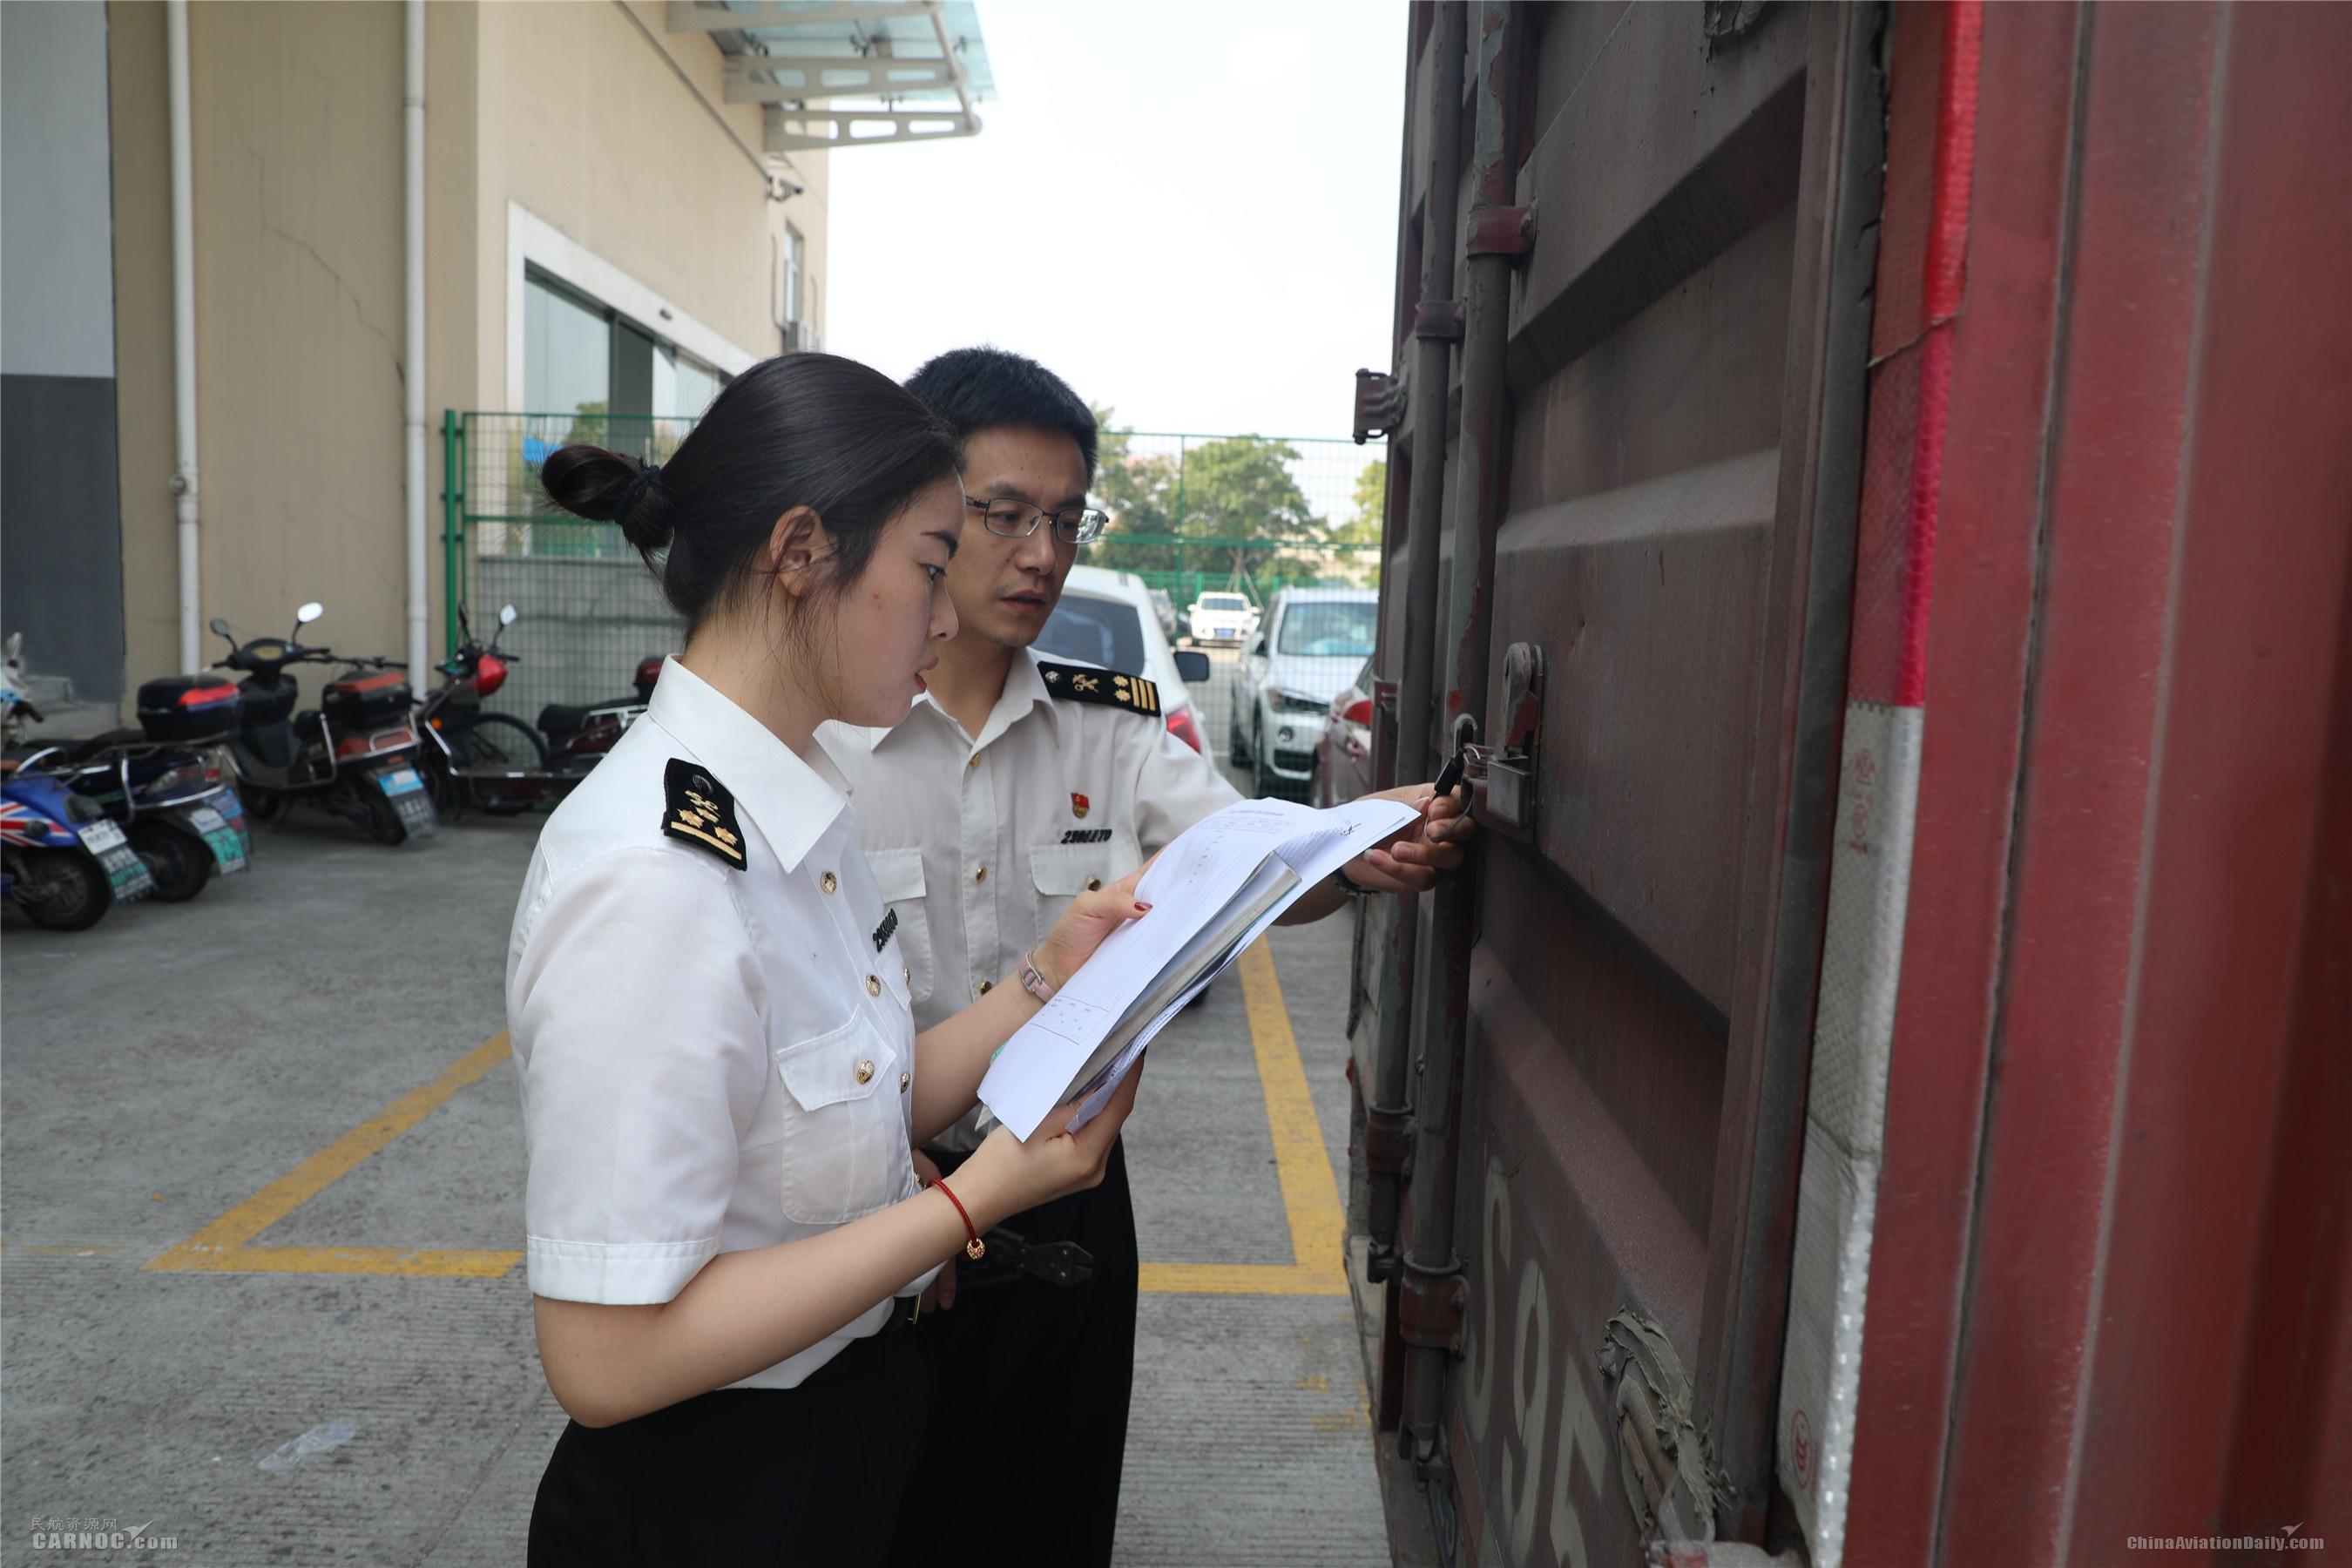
[537,699,637,738]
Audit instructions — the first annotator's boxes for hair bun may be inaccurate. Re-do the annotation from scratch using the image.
[540,444,674,553]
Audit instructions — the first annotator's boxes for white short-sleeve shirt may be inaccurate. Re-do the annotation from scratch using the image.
[817,649,1242,1150]
[508,658,935,1389]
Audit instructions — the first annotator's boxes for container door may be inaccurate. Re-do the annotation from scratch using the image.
[1424,5,1882,1562]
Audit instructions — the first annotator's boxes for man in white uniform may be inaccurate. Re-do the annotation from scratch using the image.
[820,349,1465,1566]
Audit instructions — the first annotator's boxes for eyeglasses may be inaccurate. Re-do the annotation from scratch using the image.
[965,497,1110,545]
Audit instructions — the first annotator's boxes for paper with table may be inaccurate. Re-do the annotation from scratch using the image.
[977,794,1419,1141]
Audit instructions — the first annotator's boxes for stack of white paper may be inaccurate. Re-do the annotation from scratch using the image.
[978,795,1418,1140]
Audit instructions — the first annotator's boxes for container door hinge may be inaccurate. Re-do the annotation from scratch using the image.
[1397,1254,1470,1356]
[1465,202,1538,257]
[1353,368,1404,443]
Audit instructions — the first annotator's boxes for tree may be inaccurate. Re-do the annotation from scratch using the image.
[1092,433,1321,600]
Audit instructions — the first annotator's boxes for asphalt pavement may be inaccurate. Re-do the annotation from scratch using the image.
[1,764,1387,1565]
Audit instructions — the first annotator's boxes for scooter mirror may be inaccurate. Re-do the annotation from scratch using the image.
[295,602,325,625]
[499,605,519,626]
[209,617,233,638]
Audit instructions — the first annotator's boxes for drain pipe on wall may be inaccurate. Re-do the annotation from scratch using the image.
[166,0,200,672]
[1366,0,1467,1284]
[403,0,428,682]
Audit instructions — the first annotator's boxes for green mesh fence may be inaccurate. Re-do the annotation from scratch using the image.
[445,411,1386,775]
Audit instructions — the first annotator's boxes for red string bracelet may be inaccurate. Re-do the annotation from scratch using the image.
[926,1176,985,1260]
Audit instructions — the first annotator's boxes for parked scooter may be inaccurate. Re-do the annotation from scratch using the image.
[1,633,157,929]
[210,602,439,845]
[416,603,581,815]
[12,671,253,902]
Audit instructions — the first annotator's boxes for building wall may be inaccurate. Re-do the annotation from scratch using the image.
[470,0,828,410]
[5,0,127,702]
[103,0,824,713]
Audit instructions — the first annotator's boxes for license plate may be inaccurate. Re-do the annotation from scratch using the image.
[95,840,154,902]
[377,767,424,798]
[392,787,439,837]
[79,821,127,854]
[186,804,249,875]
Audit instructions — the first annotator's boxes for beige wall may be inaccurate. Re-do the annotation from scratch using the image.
[470,0,828,407]
[106,0,824,713]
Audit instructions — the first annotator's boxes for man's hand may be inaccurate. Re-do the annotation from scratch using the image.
[1340,781,1475,895]
[911,1147,957,1313]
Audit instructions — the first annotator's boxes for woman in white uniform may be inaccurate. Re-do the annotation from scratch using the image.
[510,353,1150,1564]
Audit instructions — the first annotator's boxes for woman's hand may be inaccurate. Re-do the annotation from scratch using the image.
[1339,782,1475,895]
[951,1055,1146,1227]
[1031,865,1151,995]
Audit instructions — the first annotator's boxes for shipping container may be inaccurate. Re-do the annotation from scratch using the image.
[1342,4,2351,1565]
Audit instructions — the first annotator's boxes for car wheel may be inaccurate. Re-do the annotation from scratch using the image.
[1251,720,1273,797]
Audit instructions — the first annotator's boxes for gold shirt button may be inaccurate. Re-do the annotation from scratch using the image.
[1085,876,1102,891]
[974,865,988,883]
[967,754,981,769]
[819,870,838,894]
[978,979,993,995]
[903,964,911,985]
[899,1071,911,1092]
[855,1060,875,1085]
[866,975,882,997]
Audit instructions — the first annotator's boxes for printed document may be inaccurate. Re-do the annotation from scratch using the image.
[978,794,1419,1140]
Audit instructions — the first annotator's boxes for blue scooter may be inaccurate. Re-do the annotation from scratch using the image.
[2,634,157,929]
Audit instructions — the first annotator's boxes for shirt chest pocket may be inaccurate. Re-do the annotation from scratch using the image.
[868,848,933,1006]
[1027,833,1139,950]
[772,1011,907,1225]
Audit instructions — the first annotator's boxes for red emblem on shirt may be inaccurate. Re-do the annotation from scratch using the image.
[1071,792,1091,819]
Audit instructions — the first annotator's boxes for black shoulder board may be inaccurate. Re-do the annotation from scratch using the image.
[663,757,747,869]
[1036,660,1161,719]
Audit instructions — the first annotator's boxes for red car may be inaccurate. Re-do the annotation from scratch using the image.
[1311,656,1374,808]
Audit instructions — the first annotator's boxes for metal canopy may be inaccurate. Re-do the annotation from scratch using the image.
[666,0,990,152]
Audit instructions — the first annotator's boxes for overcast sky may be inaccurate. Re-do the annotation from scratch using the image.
[824,0,1409,441]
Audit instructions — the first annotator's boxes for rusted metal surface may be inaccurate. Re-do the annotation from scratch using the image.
[1352,4,2351,1564]
[1365,0,1467,1288]
[1895,4,2352,1562]
[1361,0,1884,1560]
[1409,301,1465,341]
[1463,203,1535,258]
[1397,0,1521,1482]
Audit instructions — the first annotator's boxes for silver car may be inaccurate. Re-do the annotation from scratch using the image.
[1227,587,1379,797]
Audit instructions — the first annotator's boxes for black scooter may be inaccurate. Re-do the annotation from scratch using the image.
[211,602,439,845]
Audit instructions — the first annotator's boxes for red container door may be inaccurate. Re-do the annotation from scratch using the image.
[1363,6,1888,1563]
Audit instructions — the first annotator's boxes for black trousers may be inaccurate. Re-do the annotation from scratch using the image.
[529,1306,928,1567]
[888,1137,1139,1568]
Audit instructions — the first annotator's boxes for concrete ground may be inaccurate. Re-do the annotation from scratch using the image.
[1,767,1388,1564]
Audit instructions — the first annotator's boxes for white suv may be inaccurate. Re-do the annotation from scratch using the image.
[1185,591,1259,647]
[1227,587,1379,796]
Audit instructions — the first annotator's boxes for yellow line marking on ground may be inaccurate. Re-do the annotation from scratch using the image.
[1139,939,1348,1297]
[144,937,1353,1292]
[3,1243,124,1255]
[145,1033,521,1278]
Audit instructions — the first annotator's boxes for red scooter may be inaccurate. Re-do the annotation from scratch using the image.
[416,604,583,815]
